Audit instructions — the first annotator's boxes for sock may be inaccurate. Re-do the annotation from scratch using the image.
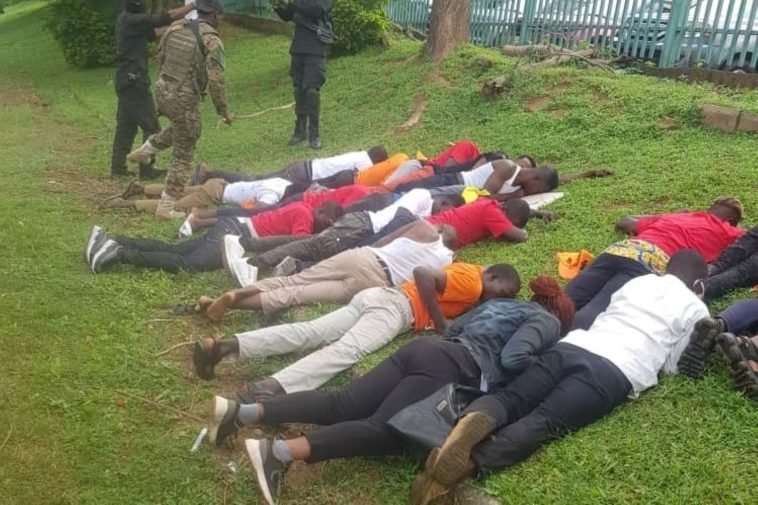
[272,439,294,464]
[236,403,261,426]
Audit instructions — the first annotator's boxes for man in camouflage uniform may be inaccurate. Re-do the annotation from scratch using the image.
[274,0,334,150]
[128,0,232,219]
[110,0,196,179]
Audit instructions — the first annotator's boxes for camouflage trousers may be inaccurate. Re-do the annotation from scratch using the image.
[149,81,202,199]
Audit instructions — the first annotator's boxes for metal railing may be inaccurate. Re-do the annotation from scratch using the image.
[387,0,758,71]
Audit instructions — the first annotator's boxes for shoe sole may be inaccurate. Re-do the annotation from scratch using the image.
[678,318,718,379]
[717,335,758,401]
[85,226,102,266]
[246,439,276,505]
[208,396,230,446]
[432,412,493,486]
[411,449,450,505]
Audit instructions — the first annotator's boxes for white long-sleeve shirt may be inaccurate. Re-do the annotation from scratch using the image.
[562,274,709,397]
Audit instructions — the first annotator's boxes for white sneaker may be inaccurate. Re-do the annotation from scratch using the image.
[127,140,159,165]
[85,225,105,267]
[179,216,194,238]
[222,234,245,270]
[228,258,258,288]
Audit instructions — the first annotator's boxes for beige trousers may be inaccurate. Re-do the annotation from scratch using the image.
[134,178,226,213]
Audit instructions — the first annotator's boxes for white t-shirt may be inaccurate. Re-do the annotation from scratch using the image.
[561,274,709,397]
[368,236,453,285]
[221,178,292,206]
[310,151,373,181]
[368,189,433,232]
[460,161,521,195]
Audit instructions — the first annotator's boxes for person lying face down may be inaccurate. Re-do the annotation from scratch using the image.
[83,201,343,274]
[203,276,576,505]
[192,219,458,321]
[227,189,467,280]
[190,145,389,193]
[411,250,711,505]
[566,196,745,331]
[193,262,522,399]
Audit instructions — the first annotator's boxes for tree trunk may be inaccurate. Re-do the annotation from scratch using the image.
[423,0,471,62]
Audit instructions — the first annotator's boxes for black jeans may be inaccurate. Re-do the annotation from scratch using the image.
[110,85,160,175]
[466,343,631,475]
[262,337,480,463]
[115,217,247,273]
[291,54,326,133]
[706,226,758,300]
[565,253,650,330]
[394,172,461,194]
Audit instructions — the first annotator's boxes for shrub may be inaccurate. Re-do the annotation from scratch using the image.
[331,0,389,56]
[46,0,117,68]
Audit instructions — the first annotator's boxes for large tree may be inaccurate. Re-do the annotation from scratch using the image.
[423,0,471,61]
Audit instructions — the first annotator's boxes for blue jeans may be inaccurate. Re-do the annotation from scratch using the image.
[719,299,758,335]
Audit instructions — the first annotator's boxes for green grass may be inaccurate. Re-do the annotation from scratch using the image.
[1,2,756,504]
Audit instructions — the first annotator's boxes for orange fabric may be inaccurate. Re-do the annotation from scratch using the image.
[401,263,484,331]
[556,250,594,280]
[383,165,434,192]
[355,153,409,187]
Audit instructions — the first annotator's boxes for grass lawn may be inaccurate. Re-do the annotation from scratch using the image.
[1,2,756,504]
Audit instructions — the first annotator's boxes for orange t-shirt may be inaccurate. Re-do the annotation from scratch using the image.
[355,153,409,186]
[401,263,484,331]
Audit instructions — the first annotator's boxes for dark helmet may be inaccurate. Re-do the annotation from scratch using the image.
[124,0,146,13]
[196,0,224,14]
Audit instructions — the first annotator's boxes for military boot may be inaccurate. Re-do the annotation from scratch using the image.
[287,115,308,146]
[309,123,322,150]
[155,191,186,220]
[127,140,159,166]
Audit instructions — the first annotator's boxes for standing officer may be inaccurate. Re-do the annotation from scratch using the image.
[110,0,196,179]
[128,0,233,220]
[273,0,334,150]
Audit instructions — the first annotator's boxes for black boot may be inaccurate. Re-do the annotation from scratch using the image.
[139,165,166,181]
[305,87,322,150]
[288,115,307,146]
[309,124,322,150]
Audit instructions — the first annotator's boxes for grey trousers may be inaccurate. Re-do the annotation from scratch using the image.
[238,287,413,392]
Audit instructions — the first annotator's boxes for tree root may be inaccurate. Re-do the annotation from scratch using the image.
[395,93,427,133]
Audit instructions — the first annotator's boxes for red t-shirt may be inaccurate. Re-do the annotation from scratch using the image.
[251,202,314,237]
[427,199,513,247]
[302,185,374,208]
[430,140,481,167]
[636,212,745,262]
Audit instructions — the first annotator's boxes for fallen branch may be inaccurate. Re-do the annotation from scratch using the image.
[501,44,553,57]
[390,21,427,41]
[154,340,195,358]
[116,390,204,423]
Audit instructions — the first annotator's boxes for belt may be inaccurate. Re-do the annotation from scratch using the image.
[374,255,393,285]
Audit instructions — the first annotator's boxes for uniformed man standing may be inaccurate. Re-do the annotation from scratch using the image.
[128,0,232,219]
[274,1,334,150]
[110,0,196,179]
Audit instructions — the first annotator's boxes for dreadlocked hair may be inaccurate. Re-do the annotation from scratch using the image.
[529,275,576,335]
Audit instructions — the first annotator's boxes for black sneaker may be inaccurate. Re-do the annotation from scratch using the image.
[271,256,299,278]
[208,396,241,447]
[237,378,285,404]
[678,317,720,379]
[91,239,123,274]
[245,438,287,505]
[85,225,106,267]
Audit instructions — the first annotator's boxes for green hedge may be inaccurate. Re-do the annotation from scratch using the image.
[331,0,389,56]
[46,0,118,68]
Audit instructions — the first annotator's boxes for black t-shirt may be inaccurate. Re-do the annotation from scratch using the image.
[114,11,172,91]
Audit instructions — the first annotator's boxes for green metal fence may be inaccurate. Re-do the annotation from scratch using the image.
[387,0,758,71]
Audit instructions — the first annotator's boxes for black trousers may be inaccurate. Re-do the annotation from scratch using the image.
[115,217,247,273]
[466,343,631,475]
[110,85,160,175]
[291,54,326,132]
[394,172,461,194]
[706,226,758,300]
[262,338,480,463]
[565,253,650,330]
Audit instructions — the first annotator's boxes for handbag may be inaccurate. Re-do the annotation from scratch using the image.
[387,383,483,452]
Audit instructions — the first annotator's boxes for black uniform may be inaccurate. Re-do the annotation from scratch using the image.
[110,7,172,177]
[275,0,333,149]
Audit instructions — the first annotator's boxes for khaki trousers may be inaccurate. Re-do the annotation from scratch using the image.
[134,178,226,213]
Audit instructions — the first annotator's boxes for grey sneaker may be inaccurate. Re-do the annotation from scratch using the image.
[91,239,123,274]
[85,225,106,266]
[208,396,241,447]
[245,438,286,505]
[272,256,299,278]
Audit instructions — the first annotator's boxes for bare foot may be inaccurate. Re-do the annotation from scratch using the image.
[195,295,215,314]
[206,292,237,321]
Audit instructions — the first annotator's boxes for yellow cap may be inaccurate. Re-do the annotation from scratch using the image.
[556,250,594,280]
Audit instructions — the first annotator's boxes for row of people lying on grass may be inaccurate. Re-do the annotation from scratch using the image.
[196,250,757,505]
[104,139,611,222]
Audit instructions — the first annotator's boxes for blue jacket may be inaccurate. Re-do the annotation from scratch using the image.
[445,299,562,388]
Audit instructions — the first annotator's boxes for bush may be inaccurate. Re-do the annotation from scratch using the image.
[46,0,117,68]
[331,0,389,56]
